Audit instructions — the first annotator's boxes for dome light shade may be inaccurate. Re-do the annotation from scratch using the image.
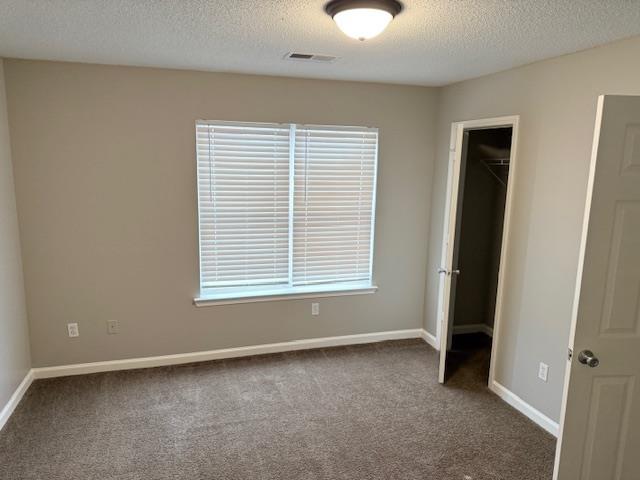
[333,9,393,41]
[325,0,402,41]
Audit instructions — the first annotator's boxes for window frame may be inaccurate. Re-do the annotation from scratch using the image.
[194,120,379,306]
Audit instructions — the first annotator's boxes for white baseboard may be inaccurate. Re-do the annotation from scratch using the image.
[0,370,34,432]
[5,332,559,441]
[490,380,559,437]
[33,328,428,379]
[420,329,438,350]
[453,323,494,337]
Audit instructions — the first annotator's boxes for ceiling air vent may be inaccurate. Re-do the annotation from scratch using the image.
[284,52,338,63]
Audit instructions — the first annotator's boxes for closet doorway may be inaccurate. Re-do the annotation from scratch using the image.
[437,116,519,385]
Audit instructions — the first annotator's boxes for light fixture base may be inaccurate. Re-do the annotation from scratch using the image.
[324,0,403,18]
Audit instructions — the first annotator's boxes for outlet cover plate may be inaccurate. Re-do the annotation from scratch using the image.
[67,323,79,338]
[107,320,119,335]
[538,362,549,382]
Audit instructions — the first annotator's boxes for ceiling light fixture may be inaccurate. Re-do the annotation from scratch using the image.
[325,0,402,41]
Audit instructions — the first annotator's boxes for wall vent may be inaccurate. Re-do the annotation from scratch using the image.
[284,52,338,63]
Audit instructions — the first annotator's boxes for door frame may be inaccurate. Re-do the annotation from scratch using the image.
[436,115,520,387]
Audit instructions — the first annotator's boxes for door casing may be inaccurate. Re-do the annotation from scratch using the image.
[436,115,520,388]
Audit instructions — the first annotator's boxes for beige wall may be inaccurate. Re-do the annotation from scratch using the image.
[0,59,31,408]
[4,59,437,367]
[425,36,640,421]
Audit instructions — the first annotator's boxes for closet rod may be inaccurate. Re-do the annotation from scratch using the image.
[480,159,507,188]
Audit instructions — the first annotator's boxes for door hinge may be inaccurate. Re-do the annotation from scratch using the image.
[568,348,573,361]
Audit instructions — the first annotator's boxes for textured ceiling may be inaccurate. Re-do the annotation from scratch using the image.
[0,0,639,86]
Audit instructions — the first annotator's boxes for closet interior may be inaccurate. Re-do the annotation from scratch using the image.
[445,127,513,382]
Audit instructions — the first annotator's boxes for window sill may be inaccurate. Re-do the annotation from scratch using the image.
[193,284,378,307]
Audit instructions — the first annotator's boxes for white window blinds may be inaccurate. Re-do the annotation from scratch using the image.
[196,121,378,298]
[293,126,377,286]
[196,122,291,288]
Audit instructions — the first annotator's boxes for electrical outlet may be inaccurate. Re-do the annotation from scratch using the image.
[107,320,119,335]
[311,302,320,316]
[67,323,79,338]
[538,362,549,382]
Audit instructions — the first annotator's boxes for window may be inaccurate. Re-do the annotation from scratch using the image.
[195,121,378,304]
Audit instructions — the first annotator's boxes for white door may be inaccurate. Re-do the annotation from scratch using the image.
[437,125,467,383]
[554,95,640,480]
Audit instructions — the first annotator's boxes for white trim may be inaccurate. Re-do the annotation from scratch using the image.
[0,370,34,432]
[420,329,438,350]
[451,115,520,130]
[452,323,493,337]
[195,121,203,295]
[368,128,379,285]
[287,123,296,287]
[32,328,426,379]
[194,284,378,306]
[490,380,559,437]
[487,116,520,393]
[436,115,520,389]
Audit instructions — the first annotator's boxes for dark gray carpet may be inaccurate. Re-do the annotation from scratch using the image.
[0,339,555,479]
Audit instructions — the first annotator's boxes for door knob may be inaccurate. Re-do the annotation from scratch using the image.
[578,350,599,368]
[437,268,461,276]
